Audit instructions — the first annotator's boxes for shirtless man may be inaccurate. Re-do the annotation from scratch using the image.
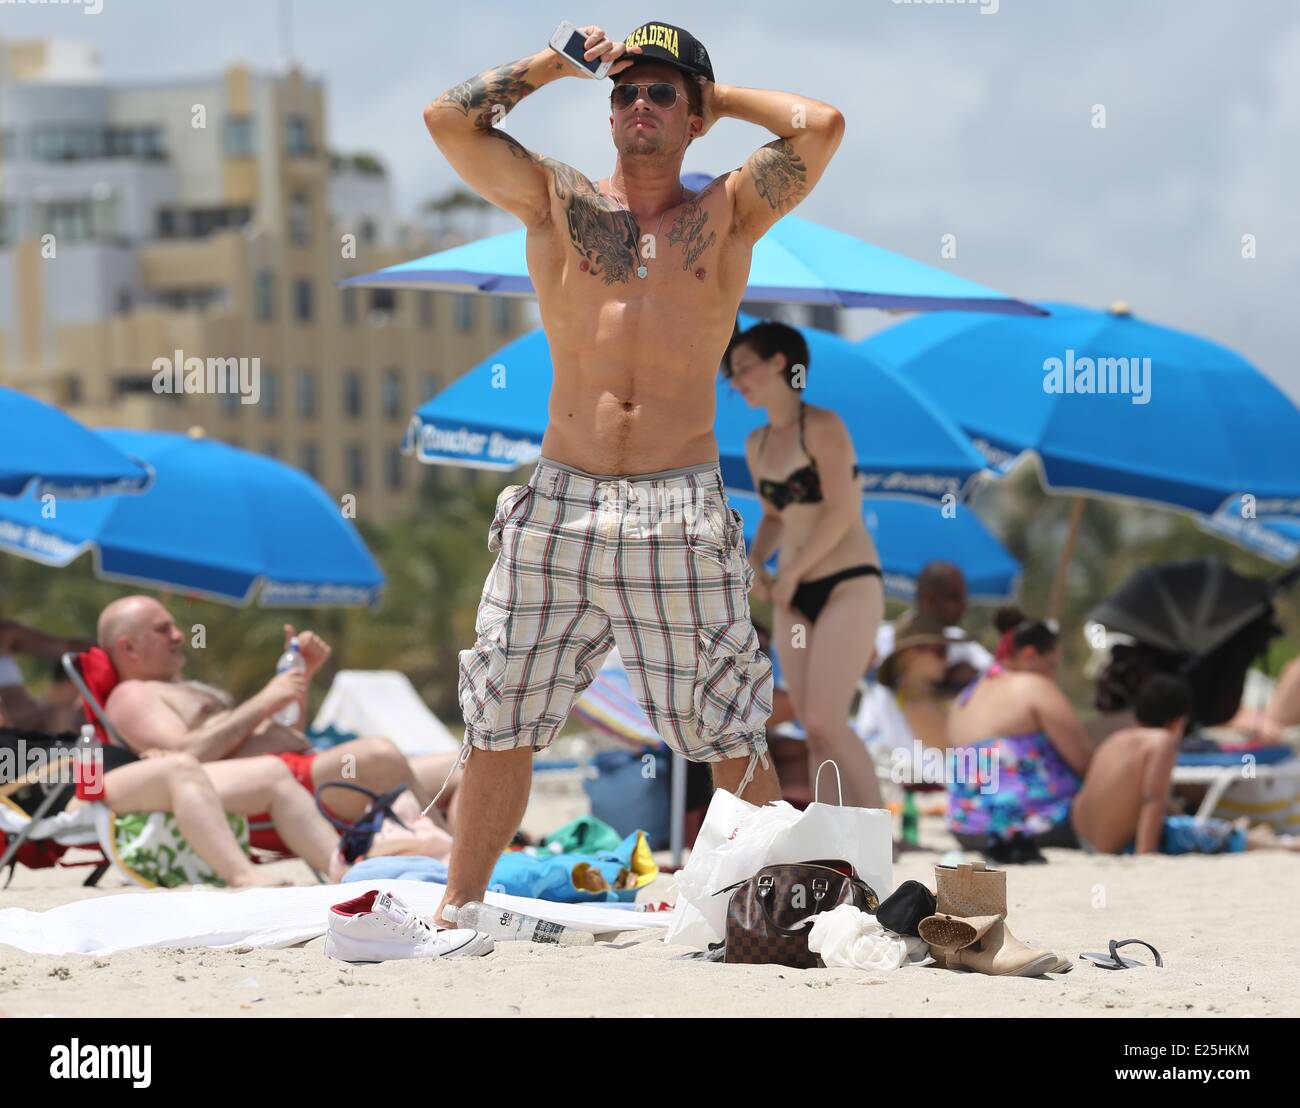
[70,597,355,884]
[96,596,461,826]
[423,20,845,921]
[1072,674,1300,854]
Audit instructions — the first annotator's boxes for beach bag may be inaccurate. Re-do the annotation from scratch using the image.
[718,859,881,968]
[665,761,892,950]
[316,782,452,863]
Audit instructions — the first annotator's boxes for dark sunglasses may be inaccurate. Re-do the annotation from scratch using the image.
[611,82,680,110]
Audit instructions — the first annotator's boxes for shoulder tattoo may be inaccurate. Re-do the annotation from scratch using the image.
[749,138,808,213]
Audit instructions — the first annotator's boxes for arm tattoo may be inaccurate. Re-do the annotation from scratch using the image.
[436,58,536,130]
[749,138,807,213]
[666,189,717,270]
[542,158,640,285]
[484,128,536,162]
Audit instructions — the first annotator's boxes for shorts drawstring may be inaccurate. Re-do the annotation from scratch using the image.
[422,742,473,817]
[734,744,771,800]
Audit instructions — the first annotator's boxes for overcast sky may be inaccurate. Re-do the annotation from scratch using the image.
[7,0,1299,402]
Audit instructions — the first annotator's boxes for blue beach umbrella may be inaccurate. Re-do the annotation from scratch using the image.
[0,386,152,498]
[405,313,987,505]
[0,429,384,607]
[862,301,1300,523]
[346,174,1042,316]
[728,490,1020,601]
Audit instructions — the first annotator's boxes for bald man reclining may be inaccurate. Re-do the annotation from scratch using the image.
[88,597,465,875]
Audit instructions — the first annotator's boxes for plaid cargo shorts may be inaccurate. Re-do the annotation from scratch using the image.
[457,455,772,768]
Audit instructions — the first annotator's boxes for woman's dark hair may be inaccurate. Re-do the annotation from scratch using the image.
[721,320,808,390]
[1134,674,1193,728]
[994,605,1059,655]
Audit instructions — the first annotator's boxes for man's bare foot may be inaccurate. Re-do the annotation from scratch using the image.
[327,849,350,883]
[1246,825,1300,852]
[228,868,296,888]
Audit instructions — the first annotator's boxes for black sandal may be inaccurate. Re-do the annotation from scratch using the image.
[1080,938,1163,969]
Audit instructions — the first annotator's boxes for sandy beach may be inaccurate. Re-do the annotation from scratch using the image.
[3,779,1296,1018]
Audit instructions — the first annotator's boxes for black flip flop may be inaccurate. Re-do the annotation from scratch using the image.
[1079,938,1163,969]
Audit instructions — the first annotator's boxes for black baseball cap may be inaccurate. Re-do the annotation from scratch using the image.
[614,21,715,84]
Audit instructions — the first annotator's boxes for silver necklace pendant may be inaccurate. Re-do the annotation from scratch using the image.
[636,264,648,279]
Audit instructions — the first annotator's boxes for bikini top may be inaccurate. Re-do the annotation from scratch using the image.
[756,402,856,510]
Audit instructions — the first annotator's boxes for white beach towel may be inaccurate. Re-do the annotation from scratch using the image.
[0,879,670,956]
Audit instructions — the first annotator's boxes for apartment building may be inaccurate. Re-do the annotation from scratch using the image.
[0,37,528,519]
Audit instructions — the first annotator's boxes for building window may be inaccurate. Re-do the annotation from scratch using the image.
[261,368,279,417]
[262,440,280,459]
[254,270,275,322]
[368,289,395,317]
[346,444,366,489]
[66,374,83,405]
[343,370,364,419]
[419,291,434,329]
[360,218,376,246]
[421,374,438,404]
[218,389,239,415]
[296,370,317,418]
[300,442,319,479]
[341,287,357,326]
[455,294,475,332]
[382,368,403,420]
[223,117,255,158]
[0,130,15,160]
[289,192,311,246]
[286,115,313,157]
[386,447,405,491]
[293,278,313,323]
[493,297,512,334]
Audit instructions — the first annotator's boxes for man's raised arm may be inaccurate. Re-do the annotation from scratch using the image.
[710,83,846,244]
[423,28,640,227]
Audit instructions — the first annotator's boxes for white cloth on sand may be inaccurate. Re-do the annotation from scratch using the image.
[0,879,669,956]
[806,905,931,971]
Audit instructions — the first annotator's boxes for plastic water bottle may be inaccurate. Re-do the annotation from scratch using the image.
[272,638,305,726]
[444,902,594,946]
[901,789,920,846]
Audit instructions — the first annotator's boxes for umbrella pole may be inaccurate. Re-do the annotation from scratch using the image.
[670,751,687,867]
[1047,497,1086,621]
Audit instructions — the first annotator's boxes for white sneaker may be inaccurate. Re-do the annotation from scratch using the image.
[325,889,494,963]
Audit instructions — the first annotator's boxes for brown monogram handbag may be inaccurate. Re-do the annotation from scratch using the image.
[715,859,881,968]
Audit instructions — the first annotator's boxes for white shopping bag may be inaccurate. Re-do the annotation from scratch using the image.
[665,761,893,949]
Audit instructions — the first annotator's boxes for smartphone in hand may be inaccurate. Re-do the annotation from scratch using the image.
[549,21,613,80]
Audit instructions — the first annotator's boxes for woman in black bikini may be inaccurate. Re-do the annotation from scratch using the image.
[724,321,885,808]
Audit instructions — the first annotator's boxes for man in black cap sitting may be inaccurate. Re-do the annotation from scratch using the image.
[422,21,847,926]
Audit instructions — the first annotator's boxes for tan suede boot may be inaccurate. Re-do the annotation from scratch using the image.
[920,862,1058,977]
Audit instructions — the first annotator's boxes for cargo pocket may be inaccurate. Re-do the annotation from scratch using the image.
[684,496,730,569]
[457,602,510,738]
[724,504,754,591]
[487,483,534,553]
[693,619,773,745]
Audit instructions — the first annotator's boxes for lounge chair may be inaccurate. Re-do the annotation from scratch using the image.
[61,648,321,879]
